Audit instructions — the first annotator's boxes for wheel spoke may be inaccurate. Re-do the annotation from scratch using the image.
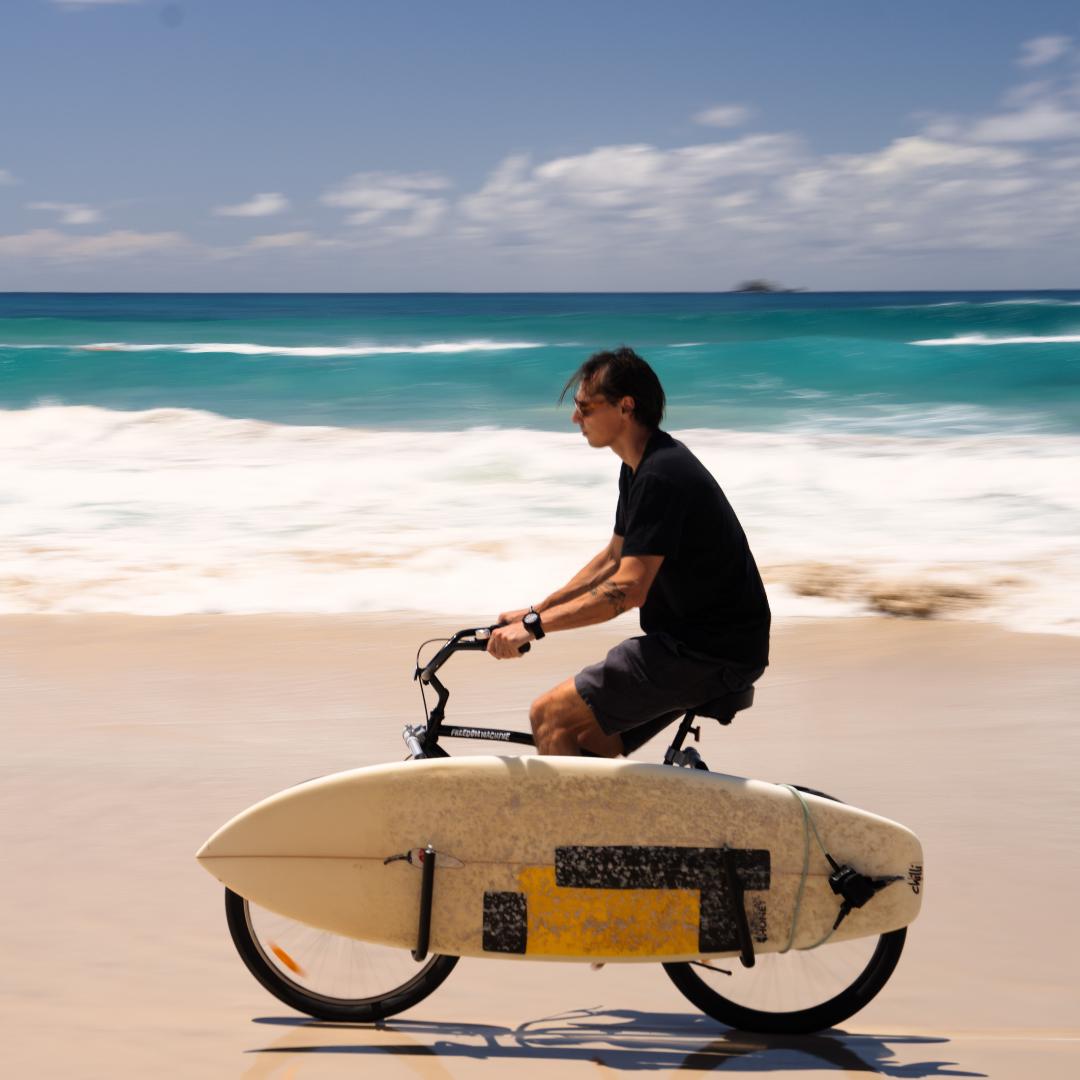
[665,929,907,1033]
[245,899,436,1005]
[693,937,877,1011]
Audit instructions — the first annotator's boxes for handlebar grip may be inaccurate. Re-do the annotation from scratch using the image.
[490,622,530,655]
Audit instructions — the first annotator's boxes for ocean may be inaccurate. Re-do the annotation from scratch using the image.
[2,292,1078,633]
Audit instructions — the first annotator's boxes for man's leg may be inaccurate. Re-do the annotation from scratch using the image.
[529,678,624,757]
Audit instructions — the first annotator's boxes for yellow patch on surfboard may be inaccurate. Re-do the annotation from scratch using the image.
[517,866,700,957]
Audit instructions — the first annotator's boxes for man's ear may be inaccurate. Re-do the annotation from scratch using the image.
[620,396,636,417]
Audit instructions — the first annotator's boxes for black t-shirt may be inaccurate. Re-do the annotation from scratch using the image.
[614,430,770,668]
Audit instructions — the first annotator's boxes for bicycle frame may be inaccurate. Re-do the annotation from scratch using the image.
[405,626,536,759]
[403,625,712,767]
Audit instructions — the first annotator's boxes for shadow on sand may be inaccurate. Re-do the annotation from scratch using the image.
[241,1009,987,1076]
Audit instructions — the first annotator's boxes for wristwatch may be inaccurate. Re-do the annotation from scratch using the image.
[522,610,545,640]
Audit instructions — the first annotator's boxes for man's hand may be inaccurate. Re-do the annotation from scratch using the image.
[488,618,534,659]
[497,607,531,625]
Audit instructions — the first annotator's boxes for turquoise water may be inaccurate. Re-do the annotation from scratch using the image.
[1,293,1078,628]
[2,292,1079,433]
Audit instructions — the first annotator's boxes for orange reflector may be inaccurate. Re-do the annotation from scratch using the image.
[268,941,306,977]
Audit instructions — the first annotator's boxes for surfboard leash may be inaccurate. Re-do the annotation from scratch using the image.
[777,785,825,952]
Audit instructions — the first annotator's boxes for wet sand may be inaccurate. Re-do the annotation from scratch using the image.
[3,613,1078,1079]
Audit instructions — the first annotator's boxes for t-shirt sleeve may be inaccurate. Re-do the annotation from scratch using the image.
[614,464,630,536]
[620,475,686,558]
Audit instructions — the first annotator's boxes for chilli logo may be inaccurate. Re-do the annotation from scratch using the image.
[908,863,923,894]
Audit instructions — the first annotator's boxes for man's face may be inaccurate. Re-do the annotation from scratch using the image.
[572,379,630,448]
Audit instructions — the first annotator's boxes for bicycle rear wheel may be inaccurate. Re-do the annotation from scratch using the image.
[665,927,906,1034]
[225,888,458,1021]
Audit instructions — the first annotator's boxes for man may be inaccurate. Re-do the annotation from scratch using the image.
[488,346,771,758]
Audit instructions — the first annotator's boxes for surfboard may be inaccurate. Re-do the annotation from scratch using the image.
[196,756,923,962]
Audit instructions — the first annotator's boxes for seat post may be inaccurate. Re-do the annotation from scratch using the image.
[663,711,699,766]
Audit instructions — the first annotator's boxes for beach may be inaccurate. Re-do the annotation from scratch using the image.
[4,611,1078,1079]
[3,291,1079,1075]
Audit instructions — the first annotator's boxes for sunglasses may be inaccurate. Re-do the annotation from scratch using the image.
[573,396,608,415]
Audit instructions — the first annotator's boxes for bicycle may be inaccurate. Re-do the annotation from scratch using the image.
[218,625,916,1035]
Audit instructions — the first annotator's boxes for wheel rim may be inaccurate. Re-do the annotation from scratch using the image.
[244,899,440,1005]
[692,935,881,1014]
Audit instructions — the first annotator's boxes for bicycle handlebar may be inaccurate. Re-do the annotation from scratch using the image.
[416,625,529,683]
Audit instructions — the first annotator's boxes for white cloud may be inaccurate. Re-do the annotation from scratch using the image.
[0,229,187,261]
[836,137,1021,175]
[321,172,450,237]
[930,66,1080,144]
[454,129,1080,264]
[29,202,103,225]
[214,192,290,217]
[694,104,752,128]
[459,137,800,249]
[1018,35,1071,68]
[0,169,19,186]
[969,100,1080,142]
[246,232,313,249]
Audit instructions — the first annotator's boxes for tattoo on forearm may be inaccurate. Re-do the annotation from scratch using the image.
[590,581,627,616]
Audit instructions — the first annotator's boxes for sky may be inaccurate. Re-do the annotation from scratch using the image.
[2,0,1080,291]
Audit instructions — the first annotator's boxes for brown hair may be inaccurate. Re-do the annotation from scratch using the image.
[559,346,666,430]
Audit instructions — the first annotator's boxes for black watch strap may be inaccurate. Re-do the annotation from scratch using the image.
[522,610,545,639]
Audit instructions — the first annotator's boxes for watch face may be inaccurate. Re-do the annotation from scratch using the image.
[524,612,538,626]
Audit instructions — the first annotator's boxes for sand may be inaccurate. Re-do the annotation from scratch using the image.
[2,612,1078,1079]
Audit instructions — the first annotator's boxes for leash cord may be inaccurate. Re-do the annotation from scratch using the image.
[777,784,839,953]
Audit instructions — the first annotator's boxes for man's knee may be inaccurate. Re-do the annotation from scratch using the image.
[529,692,558,737]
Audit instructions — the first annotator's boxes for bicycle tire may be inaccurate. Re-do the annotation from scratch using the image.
[664,927,906,1034]
[224,888,458,1021]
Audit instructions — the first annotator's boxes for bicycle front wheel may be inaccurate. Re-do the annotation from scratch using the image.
[664,927,906,1034]
[225,888,458,1021]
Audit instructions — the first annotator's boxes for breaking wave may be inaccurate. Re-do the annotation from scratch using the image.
[70,339,546,356]
[913,334,1080,346]
[1,405,1077,635]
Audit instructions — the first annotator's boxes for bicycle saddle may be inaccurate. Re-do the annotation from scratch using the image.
[691,685,754,726]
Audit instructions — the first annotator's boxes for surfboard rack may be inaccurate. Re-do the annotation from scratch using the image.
[411,845,437,962]
[721,844,756,968]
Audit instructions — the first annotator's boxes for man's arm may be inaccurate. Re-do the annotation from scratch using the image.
[488,551,663,659]
[495,534,624,626]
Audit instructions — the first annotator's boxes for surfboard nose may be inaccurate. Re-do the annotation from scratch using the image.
[195,814,244,869]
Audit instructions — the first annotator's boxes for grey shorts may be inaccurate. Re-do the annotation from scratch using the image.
[574,632,764,753]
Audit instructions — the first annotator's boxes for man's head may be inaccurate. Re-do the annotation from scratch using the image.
[560,347,666,448]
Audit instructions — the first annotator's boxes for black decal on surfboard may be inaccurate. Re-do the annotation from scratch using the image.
[482,892,528,954]
[554,846,771,953]
[908,863,923,894]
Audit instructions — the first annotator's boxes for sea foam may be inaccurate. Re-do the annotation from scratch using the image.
[72,339,545,357]
[913,334,1080,345]
[1,405,1077,634]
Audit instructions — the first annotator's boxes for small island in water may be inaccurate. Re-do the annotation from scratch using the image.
[733,279,804,293]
